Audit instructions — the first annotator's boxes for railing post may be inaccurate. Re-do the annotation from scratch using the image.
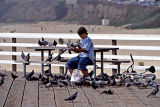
[112,40,117,75]
[12,38,17,71]
[59,38,64,74]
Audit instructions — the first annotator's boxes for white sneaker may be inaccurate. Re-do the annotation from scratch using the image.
[84,76,91,81]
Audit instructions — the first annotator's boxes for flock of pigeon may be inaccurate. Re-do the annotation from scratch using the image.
[0,37,159,102]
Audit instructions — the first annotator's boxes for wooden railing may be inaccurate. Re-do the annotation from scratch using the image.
[0,33,160,71]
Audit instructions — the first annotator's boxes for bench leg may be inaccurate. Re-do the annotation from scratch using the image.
[117,63,121,74]
[41,51,44,75]
[23,63,26,77]
[63,68,68,77]
[48,50,52,75]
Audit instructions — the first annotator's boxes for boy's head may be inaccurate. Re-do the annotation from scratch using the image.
[77,27,88,39]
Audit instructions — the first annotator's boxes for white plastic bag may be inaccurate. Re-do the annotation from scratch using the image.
[71,69,81,82]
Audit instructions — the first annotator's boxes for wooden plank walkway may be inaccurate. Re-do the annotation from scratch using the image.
[0,71,160,107]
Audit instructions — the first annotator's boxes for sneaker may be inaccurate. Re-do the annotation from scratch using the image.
[84,76,91,81]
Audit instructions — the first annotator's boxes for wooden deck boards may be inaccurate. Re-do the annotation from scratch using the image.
[0,71,160,107]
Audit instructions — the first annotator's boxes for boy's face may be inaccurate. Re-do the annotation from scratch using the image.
[79,33,87,39]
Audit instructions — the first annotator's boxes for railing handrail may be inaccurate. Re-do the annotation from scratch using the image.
[0,33,160,40]
[0,59,160,70]
[1,51,160,61]
[1,43,160,51]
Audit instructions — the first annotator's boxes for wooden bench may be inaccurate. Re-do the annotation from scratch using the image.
[95,60,130,74]
[60,59,130,74]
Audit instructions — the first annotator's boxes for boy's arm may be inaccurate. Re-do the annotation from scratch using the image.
[71,46,87,53]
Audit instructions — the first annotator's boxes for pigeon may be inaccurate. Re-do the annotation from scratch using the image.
[41,77,49,85]
[0,72,7,77]
[46,53,53,62]
[45,82,52,89]
[11,73,18,80]
[100,89,114,95]
[67,40,71,54]
[44,69,54,78]
[0,77,4,86]
[25,53,30,62]
[58,82,64,88]
[53,40,57,47]
[38,37,48,46]
[27,76,39,81]
[49,79,58,85]
[64,91,78,101]
[147,86,159,97]
[108,76,116,86]
[41,37,48,46]
[60,79,69,86]
[91,80,98,89]
[52,49,66,62]
[124,83,131,87]
[25,70,34,80]
[21,51,30,62]
[38,39,43,46]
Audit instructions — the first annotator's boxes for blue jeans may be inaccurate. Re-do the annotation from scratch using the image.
[66,56,93,71]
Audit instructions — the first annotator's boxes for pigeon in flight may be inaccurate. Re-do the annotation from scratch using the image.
[64,91,78,101]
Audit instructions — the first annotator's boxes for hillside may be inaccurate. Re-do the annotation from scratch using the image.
[0,0,160,29]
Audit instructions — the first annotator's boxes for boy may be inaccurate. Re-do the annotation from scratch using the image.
[66,27,94,80]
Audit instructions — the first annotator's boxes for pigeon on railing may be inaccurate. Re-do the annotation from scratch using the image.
[64,91,78,101]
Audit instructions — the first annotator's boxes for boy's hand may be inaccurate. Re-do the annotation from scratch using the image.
[71,46,76,51]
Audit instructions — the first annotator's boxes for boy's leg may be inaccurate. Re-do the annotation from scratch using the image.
[68,69,74,75]
[80,70,89,77]
[78,57,93,78]
[65,56,79,75]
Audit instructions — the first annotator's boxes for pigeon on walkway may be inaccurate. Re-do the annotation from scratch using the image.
[45,82,52,89]
[11,73,18,80]
[64,91,78,101]
[91,80,98,89]
[147,86,159,97]
[25,70,34,80]
[100,89,114,95]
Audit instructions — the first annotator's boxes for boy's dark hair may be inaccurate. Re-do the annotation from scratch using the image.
[77,27,88,35]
